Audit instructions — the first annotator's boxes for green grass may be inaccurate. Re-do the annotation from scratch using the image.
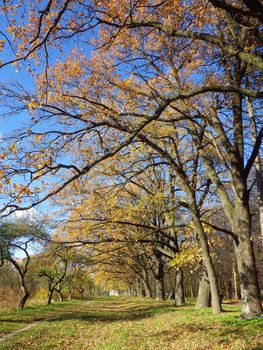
[0,297,262,350]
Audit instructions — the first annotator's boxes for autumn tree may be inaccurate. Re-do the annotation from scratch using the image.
[57,158,211,306]
[37,246,69,304]
[0,0,262,318]
[0,219,46,308]
[63,251,94,299]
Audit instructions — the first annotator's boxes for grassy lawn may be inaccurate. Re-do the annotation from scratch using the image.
[0,297,262,350]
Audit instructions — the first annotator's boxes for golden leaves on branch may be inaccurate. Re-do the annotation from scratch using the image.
[0,40,5,52]
[28,99,41,110]
[0,152,7,160]
[169,243,201,271]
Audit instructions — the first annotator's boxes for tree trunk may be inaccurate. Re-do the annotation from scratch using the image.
[9,258,30,309]
[155,277,165,300]
[54,284,64,302]
[18,274,30,309]
[195,268,211,309]
[226,280,232,299]
[19,285,30,309]
[69,286,74,300]
[253,150,263,241]
[233,202,262,318]
[47,289,54,305]
[142,280,152,298]
[135,278,143,297]
[57,289,64,302]
[233,263,239,300]
[155,256,165,301]
[194,218,222,314]
[246,97,263,239]
[175,269,185,306]
[189,274,194,298]
[142,270,152,298]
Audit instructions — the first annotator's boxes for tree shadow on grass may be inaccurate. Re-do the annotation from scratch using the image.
[0,300,178,325]
[47,303,177,323]
[151,321,263,349]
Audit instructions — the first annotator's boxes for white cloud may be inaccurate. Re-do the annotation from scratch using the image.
[12,208,38,220]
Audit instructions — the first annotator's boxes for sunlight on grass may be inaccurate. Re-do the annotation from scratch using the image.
[0,297,262,350]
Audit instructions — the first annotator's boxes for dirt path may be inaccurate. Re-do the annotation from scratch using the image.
[0,321,43,343]
[0,301,92,343]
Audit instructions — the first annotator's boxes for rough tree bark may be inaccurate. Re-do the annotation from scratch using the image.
[154,251,165,301]
[141,276,152,298]
[233,201,262,318]
[195,267,211,309]
[246,97,263,239]
[175,269,185,306]
[192,214,222,314]
[155,277,165,301]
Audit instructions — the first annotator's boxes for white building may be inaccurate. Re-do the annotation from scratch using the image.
[109,290,119,296]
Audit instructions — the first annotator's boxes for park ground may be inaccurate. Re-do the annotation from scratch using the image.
[0,297,262,350]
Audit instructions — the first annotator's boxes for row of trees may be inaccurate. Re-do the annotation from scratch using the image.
[0,0,262,318]
[0,219,97,309]
[56,160,262,308]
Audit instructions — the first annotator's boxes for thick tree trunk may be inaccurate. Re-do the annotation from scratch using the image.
[254,152,263,240]
[194,218,222,314]
[154,251,165,300]
[233,202,262,318]
[175,269,185,306]
[226,280,233,299]
[142,270,152,298]
[246,97,263,239]
[155,277,165,300]
[135,279,143,297]
[259,203,263,242]
[142,280,152,298]
[233,264,239,300]
[189,274,194,298]
[155,256,165,300]
[195,268,211,309]
[232,261,241,300]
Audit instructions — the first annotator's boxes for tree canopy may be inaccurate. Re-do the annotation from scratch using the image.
[0,0,262,319]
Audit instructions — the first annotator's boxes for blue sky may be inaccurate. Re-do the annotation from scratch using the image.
[0,7,96,220]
